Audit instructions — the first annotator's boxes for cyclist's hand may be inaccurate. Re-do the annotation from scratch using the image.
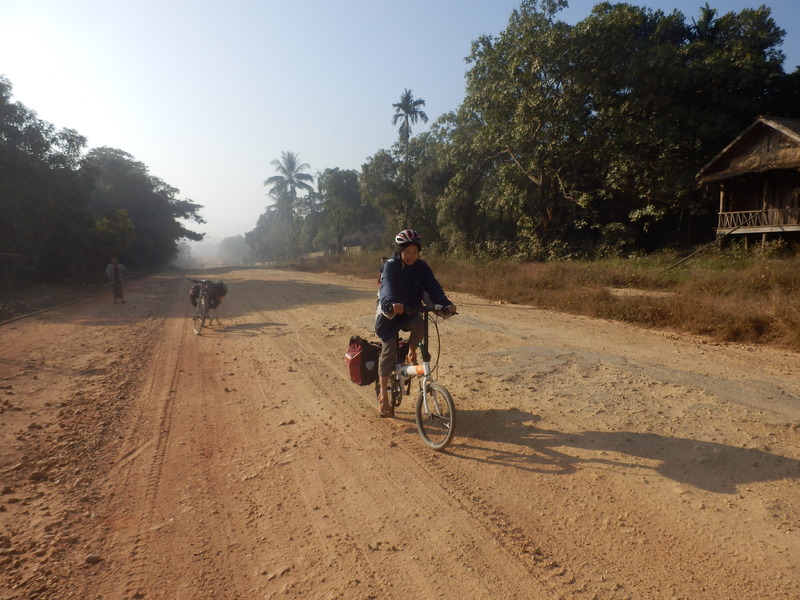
[392,303,404,314]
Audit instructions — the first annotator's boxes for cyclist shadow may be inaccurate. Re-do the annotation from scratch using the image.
[213,321,287,336]
[450,408,800,494]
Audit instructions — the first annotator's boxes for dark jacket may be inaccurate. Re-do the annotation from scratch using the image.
[375,256,451,341]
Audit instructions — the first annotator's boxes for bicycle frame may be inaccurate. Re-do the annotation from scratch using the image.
[385,305,457,450]
[391,307,435,394]
[187,278,212,334]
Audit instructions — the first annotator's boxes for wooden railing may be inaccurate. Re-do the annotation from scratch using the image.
[718,208,800,230]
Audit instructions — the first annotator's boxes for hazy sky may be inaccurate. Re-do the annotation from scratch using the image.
[2,0,799,248]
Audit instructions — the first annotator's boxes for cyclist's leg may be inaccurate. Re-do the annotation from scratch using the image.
[405,314,423,365]
[377,336,397,416]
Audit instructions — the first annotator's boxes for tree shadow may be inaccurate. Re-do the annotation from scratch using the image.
[185,276,373,320]
[210,321,287,337]
[32,272,374,325]
[449,408,800,494]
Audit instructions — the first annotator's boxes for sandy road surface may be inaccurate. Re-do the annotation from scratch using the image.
[1,267,799,600]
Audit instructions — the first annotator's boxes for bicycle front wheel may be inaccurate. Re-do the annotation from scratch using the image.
[415,382,456,450]
[193,297,206,334]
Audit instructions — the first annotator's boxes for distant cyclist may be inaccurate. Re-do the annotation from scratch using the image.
[105,257,130,304]
[375,229,456,417]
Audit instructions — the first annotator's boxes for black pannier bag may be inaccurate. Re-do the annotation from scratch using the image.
[189,284,200,306]
[344,336,380,386]
[208,281,228,308]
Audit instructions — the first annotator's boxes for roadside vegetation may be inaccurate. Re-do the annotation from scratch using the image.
[3,0,800,332]
[293,242,800,352]
[244,2,800,266]
[0,76,205,282]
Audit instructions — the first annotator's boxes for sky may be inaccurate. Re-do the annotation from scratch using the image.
[2,0,799,250]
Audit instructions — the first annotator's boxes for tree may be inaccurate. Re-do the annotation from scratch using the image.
[0,76,97,279]
[0,75,204,280]
[82,147,204,268]
[456,0,579,258]
[218,235,254,266]
[436,0,790,258]
[392,89,429,149]
[360,149,404,233]
[295,187,324,254]
[94,208,136,262]
[571,3,786,249]
[318,168,362,253]
[691,3,717,41]
[261,151,314,258]
[245,208,283,264]
[263,151,314,220]
[392,89,428,227]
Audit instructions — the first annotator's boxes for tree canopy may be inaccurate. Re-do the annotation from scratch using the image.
[7,1,798,278]
[0,76,204,282]
[422,0,796,258]
[280,0,800,259]
[257,2,798,261]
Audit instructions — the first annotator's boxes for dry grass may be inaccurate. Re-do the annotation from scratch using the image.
[290,248,800,352]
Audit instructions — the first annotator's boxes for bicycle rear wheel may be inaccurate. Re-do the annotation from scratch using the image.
[193,297,206,334]
[415,382,456,450]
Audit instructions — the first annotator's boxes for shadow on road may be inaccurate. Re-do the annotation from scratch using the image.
[450,408,800,494]
[174,274,372,320]
[225,277,370,314]
[24,270,373,325]
[213,321,287,336]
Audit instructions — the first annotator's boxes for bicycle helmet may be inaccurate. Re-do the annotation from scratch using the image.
[395,229,422,248]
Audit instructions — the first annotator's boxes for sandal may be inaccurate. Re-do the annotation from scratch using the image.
[378,395,394,418]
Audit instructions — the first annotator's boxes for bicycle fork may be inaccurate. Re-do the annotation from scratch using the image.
[397,363,443,417]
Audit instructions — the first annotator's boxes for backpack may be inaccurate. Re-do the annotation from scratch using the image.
[208,282,228,308]
[344,336,380,386]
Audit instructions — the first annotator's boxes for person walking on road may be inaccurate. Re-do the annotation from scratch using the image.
[106,257,130,303]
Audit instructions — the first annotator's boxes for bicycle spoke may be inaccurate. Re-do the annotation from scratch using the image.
[415,382,456,451]
[193,296,206,334]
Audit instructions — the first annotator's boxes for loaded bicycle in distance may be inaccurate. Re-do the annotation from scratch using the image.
[187,278,228,334]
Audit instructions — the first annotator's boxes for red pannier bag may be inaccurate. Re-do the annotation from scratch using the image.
[344,336,380,386]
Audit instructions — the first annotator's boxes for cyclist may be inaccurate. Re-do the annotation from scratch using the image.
[375,229,456,417]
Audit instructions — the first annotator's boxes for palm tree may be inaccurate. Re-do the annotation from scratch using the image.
[392,89,428,147]
[263,151,314,256]
[264,151,314,212]
[691,3,717,41]
[392,89,428,227]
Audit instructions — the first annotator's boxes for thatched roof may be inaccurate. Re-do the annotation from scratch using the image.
[697,116,800,184]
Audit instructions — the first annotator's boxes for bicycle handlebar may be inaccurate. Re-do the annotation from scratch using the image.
[402,305,457,317]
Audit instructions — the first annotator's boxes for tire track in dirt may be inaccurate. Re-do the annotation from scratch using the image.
[232,282,399,598]
[93,276,278,599]
[272,286,591,597]
[103,281,190,599]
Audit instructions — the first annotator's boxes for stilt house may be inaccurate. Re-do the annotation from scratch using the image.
[697,116,800,241]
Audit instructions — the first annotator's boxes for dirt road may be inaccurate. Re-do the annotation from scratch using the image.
[1,267,799,599]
